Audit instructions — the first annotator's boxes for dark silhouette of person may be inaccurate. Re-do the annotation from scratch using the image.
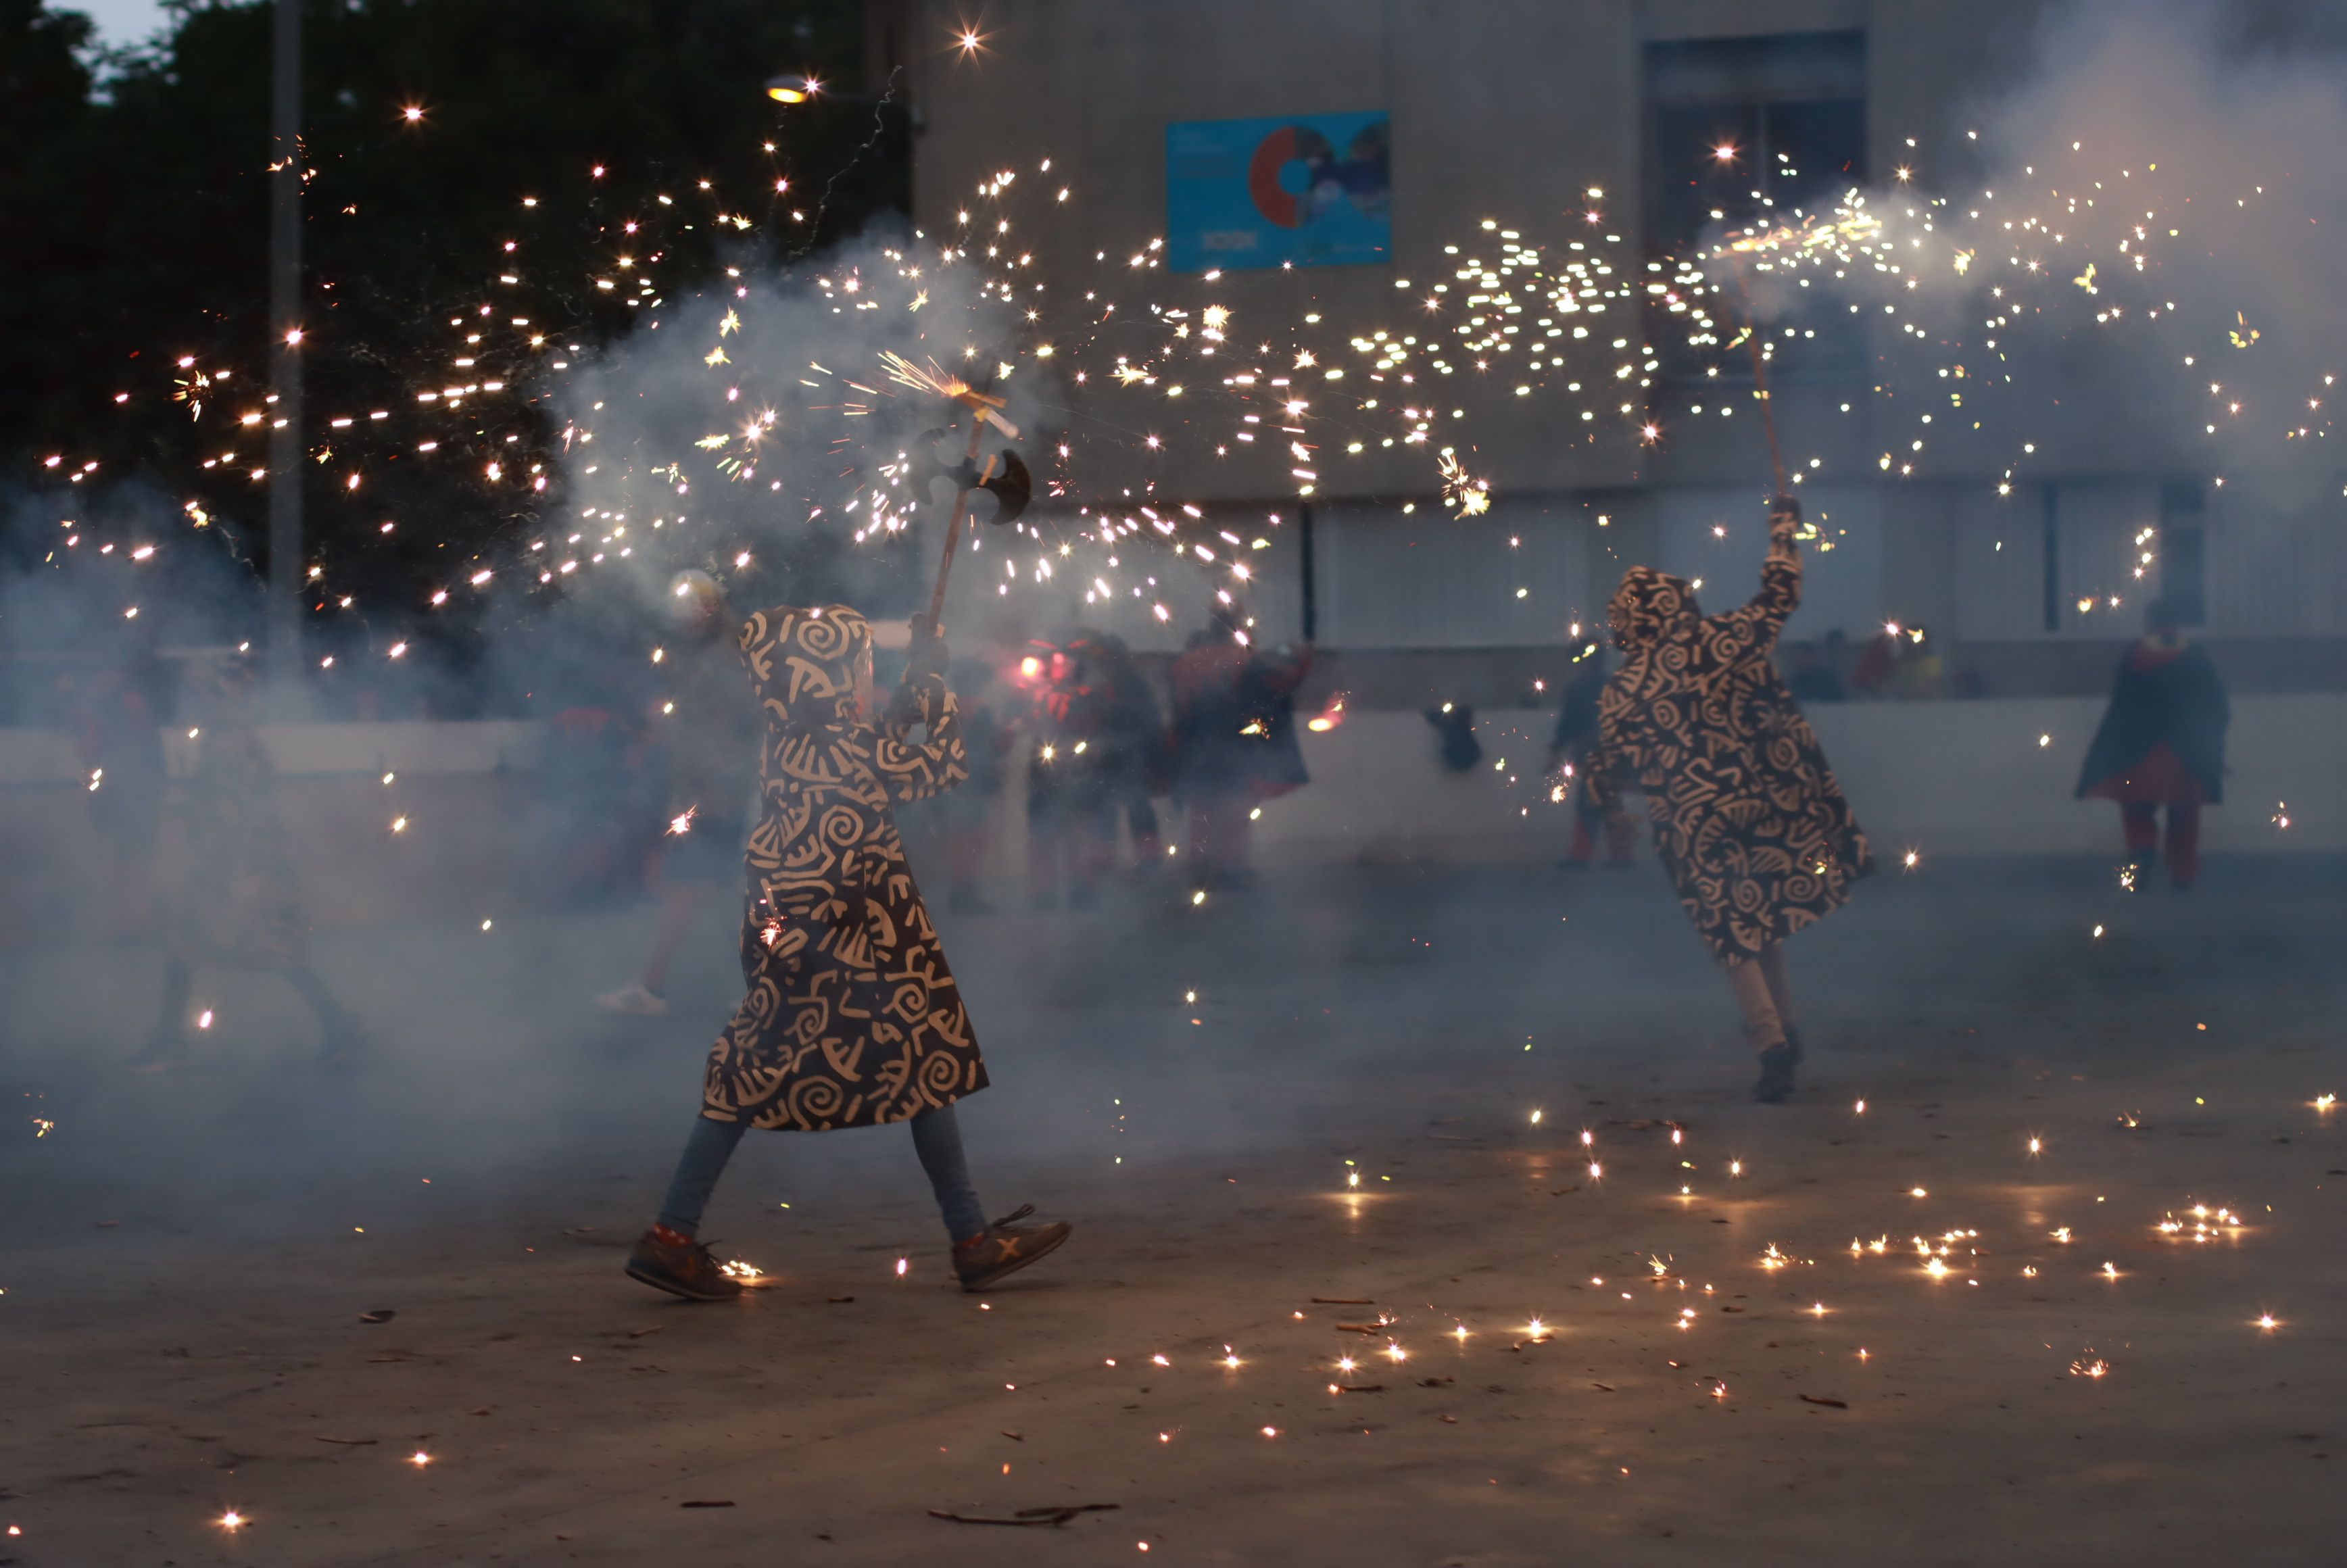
[2075,598,2228,889]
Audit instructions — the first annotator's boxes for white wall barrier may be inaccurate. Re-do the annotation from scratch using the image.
[1247,697,2340,862]
[0,697,2329,942]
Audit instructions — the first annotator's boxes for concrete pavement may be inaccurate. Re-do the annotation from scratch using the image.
[1,854,2340,1564]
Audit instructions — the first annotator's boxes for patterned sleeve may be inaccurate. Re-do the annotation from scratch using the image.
[1727,516,1803,651]
[872,675,969,803]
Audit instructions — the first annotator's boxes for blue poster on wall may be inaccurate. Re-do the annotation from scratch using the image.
[1165,111,1390,274]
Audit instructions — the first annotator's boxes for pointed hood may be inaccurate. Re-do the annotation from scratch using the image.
[1608,566,1701,652]
[739,603,871,734]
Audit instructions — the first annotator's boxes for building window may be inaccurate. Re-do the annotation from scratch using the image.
[2157,480,2207,627]
[1645,31,1866,381]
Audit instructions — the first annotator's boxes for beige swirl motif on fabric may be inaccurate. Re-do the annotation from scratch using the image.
[700,604,984,1131]
[1589,528,1872,962]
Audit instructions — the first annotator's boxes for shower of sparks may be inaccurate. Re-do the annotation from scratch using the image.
[1438,449,1491,516]
[73,120,2327,712]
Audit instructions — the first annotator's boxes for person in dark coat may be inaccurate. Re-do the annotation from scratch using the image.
[1425,702,1483,773]
[596,570,763,1015]
[1785,641,1847,705]
[128,650,363,1069]
[627,605,1069,1302]
[1022,629,1119,910]
[940,654,1012,914]
[1587,496,1872,1102]
[1544,645,1635,868]
[1167,608,1311,889]
[72,646,172,936]
[1092,633,1169,866]
[2075,599,2228,889]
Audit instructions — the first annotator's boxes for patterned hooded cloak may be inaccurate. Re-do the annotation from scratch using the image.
[699,604,985,1131]
[1588,520,1870,961]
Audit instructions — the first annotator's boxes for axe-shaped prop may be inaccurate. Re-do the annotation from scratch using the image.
[883,368,1029,629]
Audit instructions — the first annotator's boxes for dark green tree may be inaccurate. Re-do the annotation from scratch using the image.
[1,0,908,638]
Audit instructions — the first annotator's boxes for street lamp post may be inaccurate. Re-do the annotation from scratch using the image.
[267,0,303,694]
[764,72,918,123]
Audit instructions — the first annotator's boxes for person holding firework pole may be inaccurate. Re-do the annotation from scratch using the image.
[1585,495,1871,1102]
[627,604,1070,1300]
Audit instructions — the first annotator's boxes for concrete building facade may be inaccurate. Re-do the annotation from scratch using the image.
[880,0,2347,704]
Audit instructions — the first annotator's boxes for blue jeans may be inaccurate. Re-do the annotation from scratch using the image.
[656,1104,988,1244]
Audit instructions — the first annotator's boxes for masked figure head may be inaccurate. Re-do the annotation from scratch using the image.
[740,603,873,736]
[1608,565,1701,654]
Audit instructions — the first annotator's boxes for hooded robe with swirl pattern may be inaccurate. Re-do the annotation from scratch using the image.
[1587,512,1871,962]
[699,604,986,1131]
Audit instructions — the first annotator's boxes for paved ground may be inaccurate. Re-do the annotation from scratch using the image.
[2,852,2342,1565]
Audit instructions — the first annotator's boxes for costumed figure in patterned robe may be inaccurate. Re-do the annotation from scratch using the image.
[2075,598,2227,889]
[128,650,364,1070]
[1587,496,1872,1102]
[627,605,1071,1301]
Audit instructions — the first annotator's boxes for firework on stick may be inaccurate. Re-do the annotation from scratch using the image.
[1726,255,1790,499]
[883,354,1029,629]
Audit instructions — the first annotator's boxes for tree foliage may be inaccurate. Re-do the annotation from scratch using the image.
[1,0,906,624]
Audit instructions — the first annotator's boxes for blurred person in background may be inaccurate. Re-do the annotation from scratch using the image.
[938,654,1012,914]
[1022,629,1117,911]
[128,649,363,1070]
[1785,639,1847,704]
[1167,606,1311,890]
[1544,643,1635,869]
[1092,632,1169,871]
[539,659,660,907]
[1895,624,1945,700]
[70,642,172,937]
[596,570,759,1015]
[1588,497,1872,1103]
[1425,702,1483,773]
[1849,623,1903,697]
[626,606,1069,1301]
[2075,597,2229,890]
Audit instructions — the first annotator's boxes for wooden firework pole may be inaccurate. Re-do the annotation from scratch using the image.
[925,420,990,629]
[916,379,1021,631]
[1730,255,1791,499]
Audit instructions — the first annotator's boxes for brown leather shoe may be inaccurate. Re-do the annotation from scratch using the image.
[625,1229,746,1302]
[952,1205,1071,1292]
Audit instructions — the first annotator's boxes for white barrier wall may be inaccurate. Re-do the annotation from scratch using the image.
[1244,697,2342,862]
[0,721,542,785]
[0,698,2331,935]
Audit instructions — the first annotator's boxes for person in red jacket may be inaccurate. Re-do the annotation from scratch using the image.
[2075,599,2229,889]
